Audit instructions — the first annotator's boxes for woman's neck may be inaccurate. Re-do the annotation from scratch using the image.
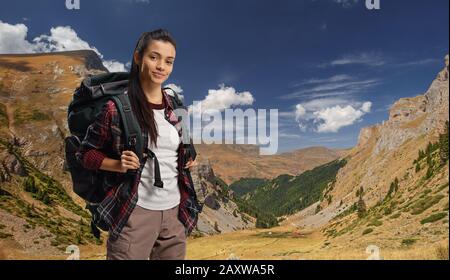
[140,78,163,104]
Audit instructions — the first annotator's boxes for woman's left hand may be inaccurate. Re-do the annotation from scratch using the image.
[184,158,198,171]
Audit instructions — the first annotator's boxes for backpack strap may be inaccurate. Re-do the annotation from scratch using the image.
[164,86,185,108]
[111,92,164,189]
[145,148,164,188]
[111,93,143,162]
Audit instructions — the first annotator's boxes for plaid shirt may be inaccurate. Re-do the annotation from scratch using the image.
[75,90,201,241]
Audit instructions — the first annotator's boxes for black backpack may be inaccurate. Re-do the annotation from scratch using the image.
[64,72,195,237]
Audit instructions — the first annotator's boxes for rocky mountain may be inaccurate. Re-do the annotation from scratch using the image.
[190,160,256,236]
[282,55,449,254]
[0,51,108,259]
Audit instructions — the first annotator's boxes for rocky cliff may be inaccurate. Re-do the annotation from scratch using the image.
[283,56,449,253]
[190,159,256,236]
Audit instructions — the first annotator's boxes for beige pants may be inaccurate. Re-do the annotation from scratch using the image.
[106,204,186,260]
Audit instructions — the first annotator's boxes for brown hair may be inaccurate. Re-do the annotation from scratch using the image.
[128,29,177,147]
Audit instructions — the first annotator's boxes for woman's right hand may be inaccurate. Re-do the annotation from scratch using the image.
[119,151,140,173]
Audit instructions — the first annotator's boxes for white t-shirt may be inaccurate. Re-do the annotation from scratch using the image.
[137,101,181,210]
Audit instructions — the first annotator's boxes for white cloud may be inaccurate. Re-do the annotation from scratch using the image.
[189,84,254,114]
[32,26,101,53]
[294,98,372,133]
[298,123,308,132]
[313,102,371,133]
[395,58,439,67]
[0,21,35,53]
[295,104,306,121]
[361,101,372,113]
[295,74,353,86]
[165,83,183,94]
[303,79,378,96]
[318,52,386,68]
[188,84,259,145]
[0,21,125,72]
[279,132,302,139]
[332,53,385,66]
[165,83,185,101]
[283,74,380,100]
[318,52,439,69]
[103,60,127,72]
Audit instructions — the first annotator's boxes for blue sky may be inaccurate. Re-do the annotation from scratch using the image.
[0,0,448,153]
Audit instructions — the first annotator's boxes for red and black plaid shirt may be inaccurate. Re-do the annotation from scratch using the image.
[76,90,201,241]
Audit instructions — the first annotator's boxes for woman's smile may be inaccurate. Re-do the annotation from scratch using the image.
[152,71,166,79]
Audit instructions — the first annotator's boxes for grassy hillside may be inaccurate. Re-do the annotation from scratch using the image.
[0,138,102,254]
[321,124,449,252]
[245,159,347,217]
[229,178,268,197]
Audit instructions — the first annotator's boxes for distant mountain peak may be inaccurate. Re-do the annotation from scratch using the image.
[0,50,108,73]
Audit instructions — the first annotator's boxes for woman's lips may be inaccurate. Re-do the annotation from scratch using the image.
[152,72,166,78]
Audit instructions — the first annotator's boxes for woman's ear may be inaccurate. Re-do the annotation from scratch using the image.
[133,51,141,67]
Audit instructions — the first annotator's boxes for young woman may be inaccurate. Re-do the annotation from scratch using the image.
[77,29,199,260]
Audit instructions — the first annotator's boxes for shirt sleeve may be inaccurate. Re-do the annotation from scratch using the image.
[75,101,114,171]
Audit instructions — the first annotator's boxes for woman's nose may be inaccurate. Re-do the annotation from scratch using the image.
[156,63,164,71]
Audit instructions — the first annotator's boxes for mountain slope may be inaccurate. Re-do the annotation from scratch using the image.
[0,51,108,259]
[229,178,269,197]
[282,55,449,253]
[190,161,256,236]
[243,159,347,217]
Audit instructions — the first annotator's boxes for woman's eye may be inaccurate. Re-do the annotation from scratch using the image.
[166,61,173,65]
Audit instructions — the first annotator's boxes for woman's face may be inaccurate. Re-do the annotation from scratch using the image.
[135,40,176,85]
